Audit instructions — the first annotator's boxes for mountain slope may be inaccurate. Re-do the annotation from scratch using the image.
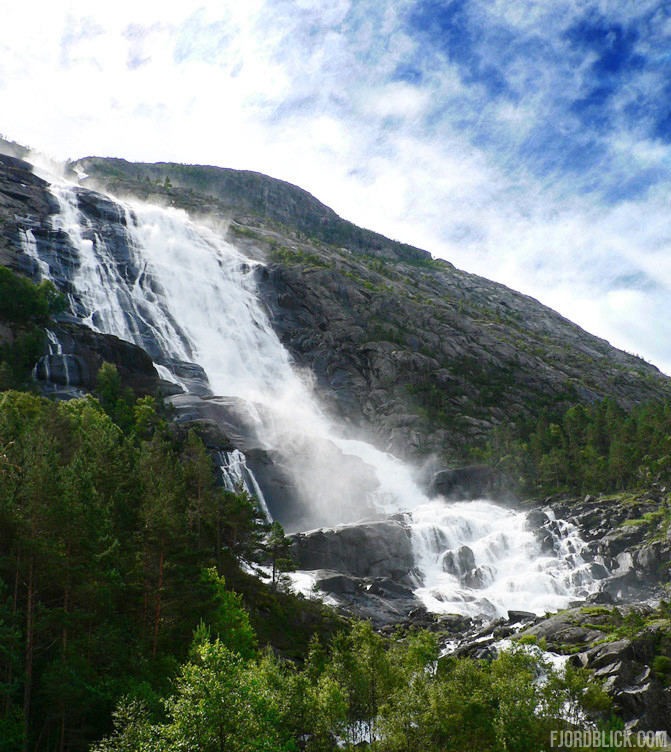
[69,156,671,462]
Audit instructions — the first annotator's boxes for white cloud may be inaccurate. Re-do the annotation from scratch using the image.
[1,1,670,375]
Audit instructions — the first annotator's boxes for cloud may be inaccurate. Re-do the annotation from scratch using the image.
[0,1,670,373]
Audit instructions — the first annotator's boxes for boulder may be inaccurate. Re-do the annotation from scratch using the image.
[311,570,426,629]
[291,520,415,582]
[429,465,517,503]
[507,610,537,623]
[442,545,476,576]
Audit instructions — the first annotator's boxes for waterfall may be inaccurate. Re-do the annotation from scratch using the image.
[411,499,594,618]
[25,179,598,616]
[219,449,272,522]
[20,227,50,278]
[30,327,76,389]
[44,182,424,527]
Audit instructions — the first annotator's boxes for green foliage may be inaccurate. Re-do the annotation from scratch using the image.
[0,267,65,323]
[95,362,136,431]
[198,569,257,659]
[97,624,616,752]
[270,244,329,268]
[0,365,634,751]
[264,520,296,591]
[96,639,292,752]
[652,655,671,685]
[0,326,45,388]
[0,389,299,751]
[0,267,67,387]
[480,397,671,497]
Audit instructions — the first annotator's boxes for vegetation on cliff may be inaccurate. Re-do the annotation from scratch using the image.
[481,397,671,498]
[0,267,65,388]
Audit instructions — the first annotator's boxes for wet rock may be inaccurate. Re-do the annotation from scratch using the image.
[586,590,615,605]
[33,321,159,395]
[519,608,608,650]
[507,610,537,623]
[540,491,671,603]
[429,465,516,503]
[159,358,212,397]
[442,545,475,576]
[34,353,89,387]
[462,564,494,589]
[311,570,426,629]
[589,562,610,579]
[0,154,58,271]
[526,509,551,528]
[315,572,360,596]
[292,520,415,581]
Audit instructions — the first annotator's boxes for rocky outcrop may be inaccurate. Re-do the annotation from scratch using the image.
[310,569,426,628]
[292,520,415,581]
[0,153,57,272]
[541,491,671,602]
[520,605,671,733]
[72,157,431,264]
[289,519,423,626]
[429,464,517,502]
[254,256,671,463]
[33,321,160,396]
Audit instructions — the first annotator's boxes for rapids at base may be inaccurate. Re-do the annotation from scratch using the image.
[410,498,596,618]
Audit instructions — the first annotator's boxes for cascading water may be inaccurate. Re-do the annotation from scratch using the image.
[20,227,50,278]
[43,182,424,528]
[25,178,599,617]
[31,329,72,386]
[219,449,272,522]
[412,499,595,618]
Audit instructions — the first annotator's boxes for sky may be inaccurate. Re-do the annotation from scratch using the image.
[1,0,670,373]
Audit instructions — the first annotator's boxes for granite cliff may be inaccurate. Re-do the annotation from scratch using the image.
[67,155,671,464]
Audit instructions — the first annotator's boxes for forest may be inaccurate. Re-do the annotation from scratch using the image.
[0,378,620,752]
[481,397,671,497]
[0,268,662,751]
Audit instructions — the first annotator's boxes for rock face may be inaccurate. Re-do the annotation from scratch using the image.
[312,569,427,628]
[254,259,671,462]
[71,156,431,264]
[429,464,516,502]
[33,321,160,396]
[292,520,415,581]
[70,155,671,465]
[520,605,671,734]
[290,519,424,627]
[0,154,58,272]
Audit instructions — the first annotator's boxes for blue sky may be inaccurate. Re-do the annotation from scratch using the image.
[1,1,670,372]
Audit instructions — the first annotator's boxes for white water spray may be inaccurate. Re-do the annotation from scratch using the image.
[20,228,50,278]
[411,499,594,618]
